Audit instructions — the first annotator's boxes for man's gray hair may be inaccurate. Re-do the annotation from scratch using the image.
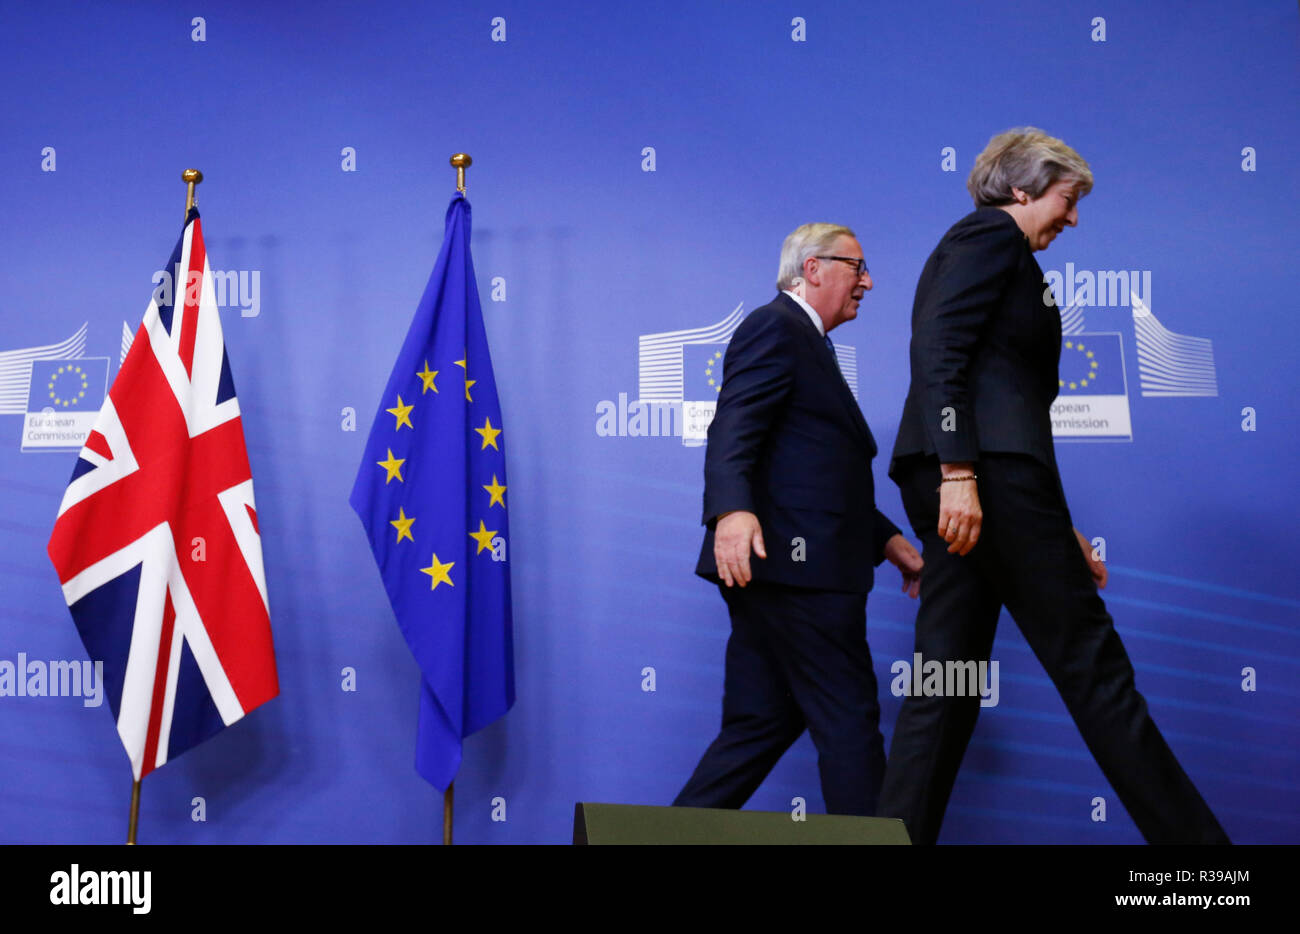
[776,223,856,291]
[967,127,1094,207]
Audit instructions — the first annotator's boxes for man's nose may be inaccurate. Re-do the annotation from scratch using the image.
[860,271,873,291]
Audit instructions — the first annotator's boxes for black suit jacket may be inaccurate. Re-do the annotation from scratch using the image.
[891,207,1063,477]
[695,293,900,593]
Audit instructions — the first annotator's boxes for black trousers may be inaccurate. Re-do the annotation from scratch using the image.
[878,454,1229,844]
[673,580,887,816]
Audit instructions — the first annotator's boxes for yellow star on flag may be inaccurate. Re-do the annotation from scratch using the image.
[390,507,415,543]
[419,553,455,590]
[417,361,439,394]
[455,357,475,401]
[483,474,507,508]
[386,395,414,430]
[475,417,502,450]
[469,520,497,555]
[377,448,405,483]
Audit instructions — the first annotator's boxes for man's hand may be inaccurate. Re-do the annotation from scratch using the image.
[714,510,766,588]
[884,533,923,598]
[938,462,981,555]
[1074,527,1108,589]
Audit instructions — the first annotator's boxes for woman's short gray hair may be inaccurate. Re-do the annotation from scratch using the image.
[967,127,1094,207]
[776,223,856,291]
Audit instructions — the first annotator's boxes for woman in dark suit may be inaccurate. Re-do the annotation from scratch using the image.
[879,127,1229,844]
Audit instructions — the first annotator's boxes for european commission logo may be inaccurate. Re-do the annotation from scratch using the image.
[0,323,118,453]
[1051,325,1132,441]
[1129,293,1219,398]
[1051,288,1218,443]
[596,303,860,446]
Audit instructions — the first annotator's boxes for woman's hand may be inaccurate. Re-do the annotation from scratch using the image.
[1074,527,1108,589]
[938,462,981,555]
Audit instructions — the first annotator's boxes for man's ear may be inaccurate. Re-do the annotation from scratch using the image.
[802,256,821,287]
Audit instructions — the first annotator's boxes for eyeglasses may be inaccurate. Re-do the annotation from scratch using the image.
[816,256,870,277]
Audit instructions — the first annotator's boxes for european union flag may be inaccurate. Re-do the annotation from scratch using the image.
[682,344,727,400]
[29,358,108,413]
[350,194,514,792]
[1058,332,1127,396]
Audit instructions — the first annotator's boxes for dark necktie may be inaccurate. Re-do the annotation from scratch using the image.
[824,335,844,378]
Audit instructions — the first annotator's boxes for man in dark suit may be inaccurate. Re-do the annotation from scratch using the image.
[673,223,922,817]
[879,127,1228,844]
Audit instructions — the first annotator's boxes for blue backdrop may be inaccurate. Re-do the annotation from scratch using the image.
[1,0,1296,843]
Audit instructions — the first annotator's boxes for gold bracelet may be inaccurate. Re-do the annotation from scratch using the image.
[940,474,977,483]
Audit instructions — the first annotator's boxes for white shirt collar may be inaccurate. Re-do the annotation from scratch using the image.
[783,289,825,337]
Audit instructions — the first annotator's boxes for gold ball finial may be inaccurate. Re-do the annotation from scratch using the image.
[181,169,204,219]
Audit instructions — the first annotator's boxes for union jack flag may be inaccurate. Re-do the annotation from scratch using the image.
[47,208,278,780]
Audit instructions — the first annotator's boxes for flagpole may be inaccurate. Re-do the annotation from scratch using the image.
[183,168,203,220]
[443,781,454,845]
[437,153,471,848]
[450,152,471,194]
[126,779,140,844]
